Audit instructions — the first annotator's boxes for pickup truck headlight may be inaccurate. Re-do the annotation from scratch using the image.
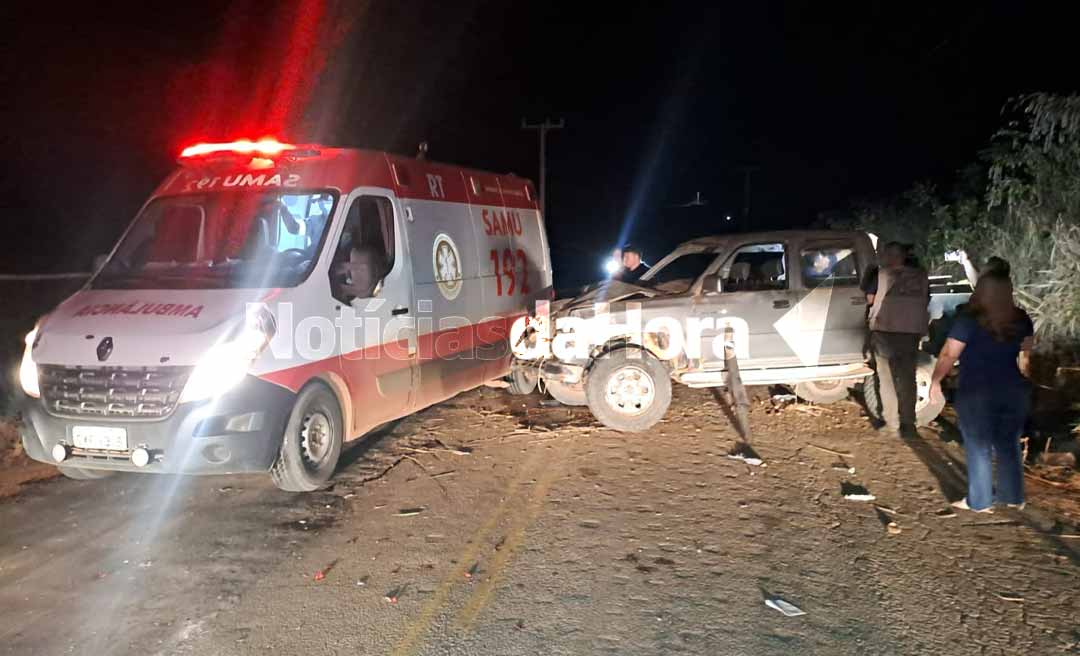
[180,306,276,403]
[19,327,40,398]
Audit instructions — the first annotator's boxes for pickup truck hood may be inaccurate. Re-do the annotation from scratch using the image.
[33,288,266,367]
[559,281,659,314]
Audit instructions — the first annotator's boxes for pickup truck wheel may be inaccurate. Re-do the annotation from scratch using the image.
[544,380,587,406]
[585,349,672,433]
[507,362,539,395]
[793,379,853,404]
[862,355,945,427]
[58,466,115,480]
[271,383,344,492]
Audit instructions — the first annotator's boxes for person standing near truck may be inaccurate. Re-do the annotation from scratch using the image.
[929,270,1034,512]
[868,242,929,438]
[613,245,650,283]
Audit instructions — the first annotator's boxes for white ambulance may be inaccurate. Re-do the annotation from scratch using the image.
[18,139,552,490]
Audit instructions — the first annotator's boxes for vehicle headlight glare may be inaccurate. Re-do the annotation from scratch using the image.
[19,328,40,398]
[180,306,275,403]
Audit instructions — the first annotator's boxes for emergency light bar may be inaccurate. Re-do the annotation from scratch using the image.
[180,139,297,159]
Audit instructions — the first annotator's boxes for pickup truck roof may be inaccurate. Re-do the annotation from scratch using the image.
[678,229,868,250]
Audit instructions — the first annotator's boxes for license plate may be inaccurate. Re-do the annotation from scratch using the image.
[72,426,128,451]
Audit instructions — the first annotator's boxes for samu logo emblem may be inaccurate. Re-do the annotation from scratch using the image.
[432,233,462,300]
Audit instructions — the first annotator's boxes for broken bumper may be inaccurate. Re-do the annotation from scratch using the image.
[19,375,294,475]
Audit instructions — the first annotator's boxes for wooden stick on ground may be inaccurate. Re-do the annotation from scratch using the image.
[808,444,854,458]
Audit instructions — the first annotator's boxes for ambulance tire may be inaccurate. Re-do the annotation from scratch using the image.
[545,380,588,406]
[507,363,539,395]
[585,349,672,433]
[271,383,344,492]
[58,466,115,480]
[793,379,853,405]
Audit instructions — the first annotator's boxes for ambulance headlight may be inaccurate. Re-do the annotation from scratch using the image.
[19,327,41,399]
[180,306,276,403]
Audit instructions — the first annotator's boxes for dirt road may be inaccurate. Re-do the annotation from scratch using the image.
[2,386,1078,655]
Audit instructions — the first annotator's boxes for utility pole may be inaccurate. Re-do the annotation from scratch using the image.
[521,117,564,217]
[740,165,759,232]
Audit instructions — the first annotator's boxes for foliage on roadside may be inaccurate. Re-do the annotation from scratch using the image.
[824,93,1080,347]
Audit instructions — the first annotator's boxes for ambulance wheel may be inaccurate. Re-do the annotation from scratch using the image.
[58,466,115,480]
[585,349,672,433]
[793,379,853,404]
[545,380,587,406]
[507,362,539,395]
[271,383,344,492]
[861,355,944,427]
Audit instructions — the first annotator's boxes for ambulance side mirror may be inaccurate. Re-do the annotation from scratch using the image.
[702,274,722,294]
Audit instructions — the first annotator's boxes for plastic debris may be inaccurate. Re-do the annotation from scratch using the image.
[727,442,764,467]
[396,508,424,517]
[765,597,806,617]
[841,482,875,502]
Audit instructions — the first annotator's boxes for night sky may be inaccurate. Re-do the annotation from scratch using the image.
[3,1,1078,287]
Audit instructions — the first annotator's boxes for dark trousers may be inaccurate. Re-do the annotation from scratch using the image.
[955,388,1029,510]
[871,331,921,429]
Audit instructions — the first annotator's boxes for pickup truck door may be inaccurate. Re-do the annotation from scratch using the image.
[793,236,869,365]
[694,240,803,369]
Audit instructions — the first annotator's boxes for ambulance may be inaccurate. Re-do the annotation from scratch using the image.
[17,139,552,491]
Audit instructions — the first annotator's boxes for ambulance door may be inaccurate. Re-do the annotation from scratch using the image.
[404,166,486,409]
[332,190,416,431]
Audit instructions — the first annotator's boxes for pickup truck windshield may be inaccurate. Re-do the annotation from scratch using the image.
[92,190,338,289]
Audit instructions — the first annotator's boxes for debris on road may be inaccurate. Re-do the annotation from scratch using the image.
[832,461,856,474]
[765,597,807,617]
[769,394,797,409]
[397,508,424,517]
[384,584,407,603]
[809,444,853,458]
[313,560,338,581]
[841,482,875,502]
[934,508,957,519]
[727,442,764,466]
[994,593,1025,603]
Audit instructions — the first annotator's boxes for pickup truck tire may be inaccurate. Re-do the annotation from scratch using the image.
[507,362,539,395]
[793,379,853,404]
[585,349,672,433]
[862,354,945,427]
[58,466,115,480]
[271,383,344,492]
[545,380,588,406]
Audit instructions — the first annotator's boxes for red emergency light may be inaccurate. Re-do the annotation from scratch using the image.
[180,138,297,159]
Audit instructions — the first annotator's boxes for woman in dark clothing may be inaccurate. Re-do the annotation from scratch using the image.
[929,270,1034,512]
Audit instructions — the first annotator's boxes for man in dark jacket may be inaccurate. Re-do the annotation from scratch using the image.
[613,245,650,283]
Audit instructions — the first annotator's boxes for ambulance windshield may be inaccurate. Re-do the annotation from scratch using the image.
[92,191,338,289]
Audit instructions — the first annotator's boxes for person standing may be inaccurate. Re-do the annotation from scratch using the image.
[868,242,929,438]
[613,245,650,283]
[930,270,1034,512]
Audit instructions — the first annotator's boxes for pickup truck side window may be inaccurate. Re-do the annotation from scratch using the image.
[720,242,787,292]
[330,196,396,302]
[800,244,859,288]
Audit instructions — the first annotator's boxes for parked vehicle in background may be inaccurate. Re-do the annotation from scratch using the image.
[18,139,552,490]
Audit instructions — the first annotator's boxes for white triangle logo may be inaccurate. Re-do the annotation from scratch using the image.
[772,282,834,366]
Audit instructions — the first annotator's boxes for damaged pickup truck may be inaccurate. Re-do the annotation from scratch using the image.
[512,230,969,432]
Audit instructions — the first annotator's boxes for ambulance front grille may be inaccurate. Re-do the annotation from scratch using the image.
[39,365,192,420]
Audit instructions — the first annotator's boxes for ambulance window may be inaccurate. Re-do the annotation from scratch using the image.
[329,196,396,302]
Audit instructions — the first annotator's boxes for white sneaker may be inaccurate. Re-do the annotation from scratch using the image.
[951,498,994,514]
[1005,502,1026,510]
